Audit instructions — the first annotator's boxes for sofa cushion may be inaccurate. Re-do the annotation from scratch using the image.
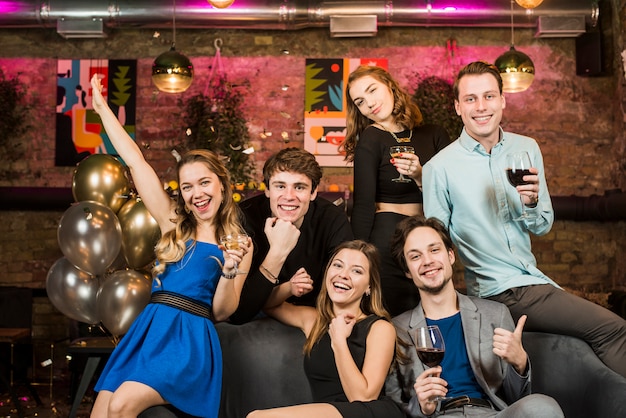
[141,321,626,418]
[523,332,626,418]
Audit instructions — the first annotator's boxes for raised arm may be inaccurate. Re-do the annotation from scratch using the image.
[90,74,174,231]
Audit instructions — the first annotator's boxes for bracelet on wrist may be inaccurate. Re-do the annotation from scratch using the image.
[221,268,238,280]
[260,264,280,286]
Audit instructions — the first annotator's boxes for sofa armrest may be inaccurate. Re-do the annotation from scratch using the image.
[523,332,626,418]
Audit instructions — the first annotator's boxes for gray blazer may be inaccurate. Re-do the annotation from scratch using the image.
[385,292,531,418]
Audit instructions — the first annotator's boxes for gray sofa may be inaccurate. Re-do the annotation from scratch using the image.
[141,317,626,418]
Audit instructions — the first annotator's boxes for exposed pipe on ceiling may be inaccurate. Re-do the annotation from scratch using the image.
[0,0,598,31]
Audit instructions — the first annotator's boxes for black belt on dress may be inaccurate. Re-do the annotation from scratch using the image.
[441,396,492,411]
[150,291,214,322]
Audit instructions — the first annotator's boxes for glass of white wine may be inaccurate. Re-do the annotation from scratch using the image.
[219,233,248,250]
[389,145,415,183]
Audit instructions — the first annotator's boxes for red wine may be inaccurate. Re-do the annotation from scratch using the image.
[416,348,445,367]
[506,168,532,187]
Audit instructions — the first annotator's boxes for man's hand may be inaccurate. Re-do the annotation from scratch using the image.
[264,217,300,258]
[493,315,528,375]
[289,267,313,297]
[413,367,447,415]
[517,167,540,207]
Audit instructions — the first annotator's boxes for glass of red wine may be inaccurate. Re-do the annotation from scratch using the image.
[409,325,446,402]
[506,151,537,221]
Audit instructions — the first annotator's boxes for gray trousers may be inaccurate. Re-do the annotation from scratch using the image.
[488,284,626,378]
[441,394,563,417]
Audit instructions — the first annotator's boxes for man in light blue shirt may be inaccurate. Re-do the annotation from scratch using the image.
[423,61,626,378]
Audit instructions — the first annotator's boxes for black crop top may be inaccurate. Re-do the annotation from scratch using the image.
[351,124,450,240]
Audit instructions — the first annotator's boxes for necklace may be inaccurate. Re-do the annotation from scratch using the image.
[375,123,413,143]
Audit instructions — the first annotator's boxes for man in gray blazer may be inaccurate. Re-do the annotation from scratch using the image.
[386,216,563,417]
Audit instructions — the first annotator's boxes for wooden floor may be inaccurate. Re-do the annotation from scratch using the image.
[0,375,94,418]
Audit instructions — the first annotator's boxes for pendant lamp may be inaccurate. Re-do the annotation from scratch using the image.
[208,0,235,8]
[515,0,543,9]
[152,0,194,93]
[495,0,535,93]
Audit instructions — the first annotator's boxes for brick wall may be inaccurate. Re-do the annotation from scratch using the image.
[1,17,625,346]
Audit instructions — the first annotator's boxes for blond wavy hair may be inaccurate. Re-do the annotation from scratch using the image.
[152,149,244,278]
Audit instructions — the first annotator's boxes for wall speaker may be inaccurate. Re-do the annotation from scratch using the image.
[576,31,602,76]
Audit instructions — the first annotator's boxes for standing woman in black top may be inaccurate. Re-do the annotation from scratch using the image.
[342,65,450,316]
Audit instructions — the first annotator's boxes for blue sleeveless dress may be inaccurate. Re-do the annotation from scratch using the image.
[95,241,223,417]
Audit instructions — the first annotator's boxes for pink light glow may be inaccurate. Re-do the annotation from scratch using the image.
[0,2,20,13]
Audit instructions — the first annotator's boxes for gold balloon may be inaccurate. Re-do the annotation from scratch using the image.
[72,154,131,213]
[96,269,153,336]
[117,197,161,269]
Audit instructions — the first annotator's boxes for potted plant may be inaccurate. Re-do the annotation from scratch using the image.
[180,74,254,187]
[412,75,463,141]
[0,69,30,178]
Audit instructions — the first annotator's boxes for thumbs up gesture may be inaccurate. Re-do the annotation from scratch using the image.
[493,315,528,375]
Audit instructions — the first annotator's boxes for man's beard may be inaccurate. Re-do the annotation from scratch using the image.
[417,274,452,295]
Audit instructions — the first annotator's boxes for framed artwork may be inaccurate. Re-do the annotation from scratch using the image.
[303,58,388,167]
[56,59,137,166]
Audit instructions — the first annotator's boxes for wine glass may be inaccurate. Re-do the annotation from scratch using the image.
[219,233,248,250]
[505,152,537,221]
[389,145,415,183]
[409,325,446,402]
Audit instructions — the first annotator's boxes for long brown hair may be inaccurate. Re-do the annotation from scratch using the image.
[303,240,391,354]
[152,149,243,277]
[341,65,424,162]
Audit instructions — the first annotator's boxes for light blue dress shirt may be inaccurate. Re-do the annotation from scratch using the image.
[423,127,559,297]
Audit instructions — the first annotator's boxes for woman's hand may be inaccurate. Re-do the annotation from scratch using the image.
[391,153,423,183]
[219,236,251,276]
[90,74,107,114]
[329,313,356,344]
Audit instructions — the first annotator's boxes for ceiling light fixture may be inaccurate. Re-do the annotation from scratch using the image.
[152,0,194,93]
[495,0,535,93]
[208,0,235,9]
[515,0,544,9]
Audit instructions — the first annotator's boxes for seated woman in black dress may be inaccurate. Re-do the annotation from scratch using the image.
[247,240,404,418]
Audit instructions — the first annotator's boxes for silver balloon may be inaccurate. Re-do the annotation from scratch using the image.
[117,197,161,269]
[97,269,152,336]
[72,154,130,213]
[45,257,100,324]
[58,200,122,276]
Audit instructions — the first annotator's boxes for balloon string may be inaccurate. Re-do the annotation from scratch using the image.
[98,323,120,346]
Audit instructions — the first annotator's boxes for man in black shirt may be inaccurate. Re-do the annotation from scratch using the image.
[229,148,354,324]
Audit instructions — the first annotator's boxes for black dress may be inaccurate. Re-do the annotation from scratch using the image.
[303,315,404,418]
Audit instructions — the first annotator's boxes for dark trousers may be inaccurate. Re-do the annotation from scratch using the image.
[370,211,420,317]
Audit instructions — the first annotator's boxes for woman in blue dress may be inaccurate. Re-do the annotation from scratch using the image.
[89,74,253,418]
[248,240,404,418]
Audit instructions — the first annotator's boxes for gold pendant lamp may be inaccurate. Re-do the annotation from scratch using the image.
[152,0,194,93]
[495,0,535,93]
